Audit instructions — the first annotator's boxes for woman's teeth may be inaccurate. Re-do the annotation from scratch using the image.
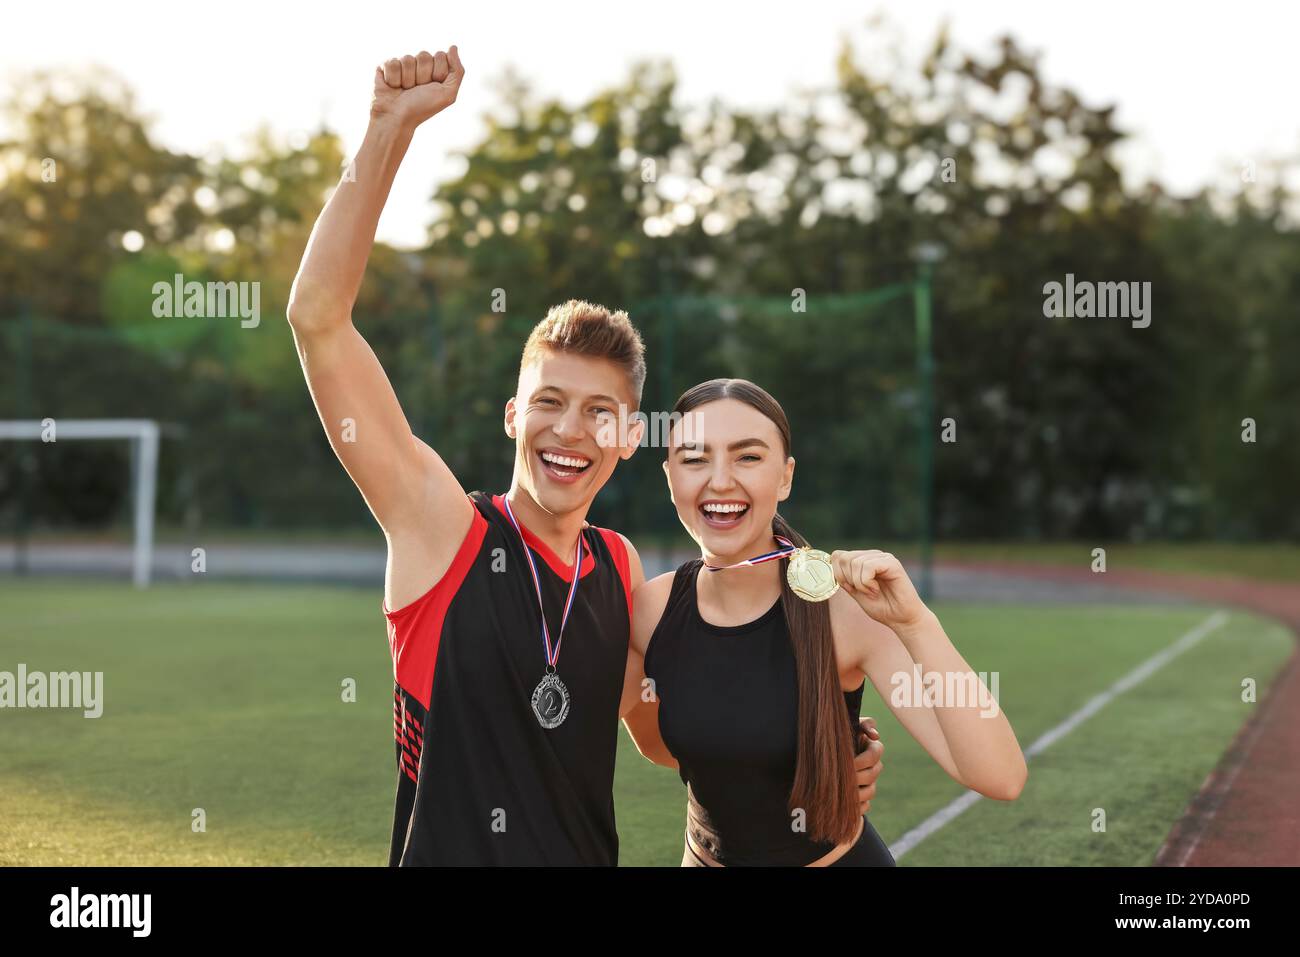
[701,503,749,526]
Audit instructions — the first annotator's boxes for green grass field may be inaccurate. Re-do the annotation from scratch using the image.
[0,579,1292,865]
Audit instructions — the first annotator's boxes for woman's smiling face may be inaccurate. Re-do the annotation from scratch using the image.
[663,397,795,560]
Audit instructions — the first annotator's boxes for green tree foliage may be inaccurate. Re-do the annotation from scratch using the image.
[1,26,1297,542]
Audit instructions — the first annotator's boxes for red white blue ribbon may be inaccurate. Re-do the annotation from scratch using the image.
[702,535,798,572]
[503,495,583,670]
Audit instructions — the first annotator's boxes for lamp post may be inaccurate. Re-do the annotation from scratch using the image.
[912,242,944,602]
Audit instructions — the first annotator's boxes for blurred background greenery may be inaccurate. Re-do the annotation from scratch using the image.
[2,27,1297,551]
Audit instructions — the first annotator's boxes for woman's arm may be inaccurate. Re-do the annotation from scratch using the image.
[830,550,1028,801]
[619,570,678,769]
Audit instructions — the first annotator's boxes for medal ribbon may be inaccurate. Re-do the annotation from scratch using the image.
[503,495,582,670]
[702,535,798,572]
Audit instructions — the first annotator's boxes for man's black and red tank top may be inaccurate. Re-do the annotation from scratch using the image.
[383,490,632,865]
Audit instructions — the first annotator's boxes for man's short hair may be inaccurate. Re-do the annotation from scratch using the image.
[519,299,647,407]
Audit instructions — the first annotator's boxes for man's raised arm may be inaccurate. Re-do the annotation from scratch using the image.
[286,47,472,609]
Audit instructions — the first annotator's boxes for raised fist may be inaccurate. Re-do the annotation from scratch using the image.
[371,46,464,128]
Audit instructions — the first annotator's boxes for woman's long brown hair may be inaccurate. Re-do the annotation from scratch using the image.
[671,378,860,845]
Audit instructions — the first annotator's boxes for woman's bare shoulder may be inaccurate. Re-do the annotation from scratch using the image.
[630,570,677,654]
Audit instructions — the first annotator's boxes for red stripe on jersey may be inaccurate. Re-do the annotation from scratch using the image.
[491,493,596,579]
[595,527,632,622]
[384,504,489,711]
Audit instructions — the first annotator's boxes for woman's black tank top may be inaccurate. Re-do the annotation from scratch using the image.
[643,558,867,866]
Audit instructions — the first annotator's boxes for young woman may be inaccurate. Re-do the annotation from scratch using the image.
[626,379,1027,866]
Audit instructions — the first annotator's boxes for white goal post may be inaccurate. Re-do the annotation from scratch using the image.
[0,419,159,587]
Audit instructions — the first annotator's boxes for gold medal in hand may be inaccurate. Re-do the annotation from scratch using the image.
[786,546,840,602]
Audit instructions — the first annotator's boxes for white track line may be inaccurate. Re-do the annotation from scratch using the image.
[888,610,1230,862]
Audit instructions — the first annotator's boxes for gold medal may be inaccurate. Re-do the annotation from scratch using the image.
[786,546,839,602]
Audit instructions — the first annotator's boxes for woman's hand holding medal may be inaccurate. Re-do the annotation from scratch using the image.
[830,549,931,635]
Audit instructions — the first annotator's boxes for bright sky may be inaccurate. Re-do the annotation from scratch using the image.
[3,0,1297,247]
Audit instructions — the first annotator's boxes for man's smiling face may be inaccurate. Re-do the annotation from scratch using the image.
[505,348,643,518]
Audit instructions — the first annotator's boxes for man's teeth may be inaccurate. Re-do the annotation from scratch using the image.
[542,451,591,469]
[702,503,748,514]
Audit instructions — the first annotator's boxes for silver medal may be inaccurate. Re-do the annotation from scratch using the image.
[502,495,582,733]
[531,671,570,729]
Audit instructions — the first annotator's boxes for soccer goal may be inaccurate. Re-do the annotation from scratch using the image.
[0,419,160,587]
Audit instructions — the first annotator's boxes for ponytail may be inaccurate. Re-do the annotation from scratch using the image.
[773,512,861,846]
